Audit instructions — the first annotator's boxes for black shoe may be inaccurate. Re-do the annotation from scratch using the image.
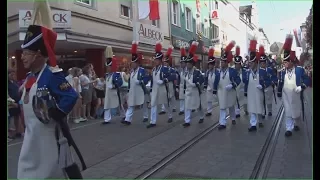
[285,131,292,137]
[232,120,236,125]
[268,112,272,116]
[245,111,249,115]
[178,111,184,115]
[261,115,265,119]
[172,109,176,112]
[122,117,125,121]
[121,120,126,124]
[259,123,264,128]
[248,126,257,132]
[124,121,131,125]
[158,111,166,115]
[167,118,173,123]
[183,123,190,127]
[147,124,156,128]
[218,125,226,130]
[101,122,110,125]
[143,118,148,122]
[198,119,204,124]
[294,126,300,131]
[192,109,196,112]
[205,113,212,117]
[236,114,240,118]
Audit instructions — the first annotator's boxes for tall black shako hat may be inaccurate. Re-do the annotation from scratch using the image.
[21,0,58,69]
[131,41,141,63]
[234,46,243,64]
[164,45,173,65]
[248,38,258,62]
[154,41,163,60]
[221,41,236,64]
[180,46,187,62]
[208,46,215,64]
[258,45,267,63]
[105,46,113,66]
[185,41,199,64]
[282,34,294,62]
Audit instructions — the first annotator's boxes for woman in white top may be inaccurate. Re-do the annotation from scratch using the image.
[80,66,97,120]
[93,76,105,118]
[71,68,84,123]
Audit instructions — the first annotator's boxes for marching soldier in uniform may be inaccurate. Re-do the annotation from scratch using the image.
[212,41,241,130]
[18,1,86,178]
[159,46,177,115]
[244,41,271,132]
[148,42,171,128]
[204,46,218,116]
[182,41,205,127]
[122,41,149,125]
[277,34,310,137]
[259,47,278,116]
[177,47,188,115]
[102,46,124,125]
[233,46,247,118]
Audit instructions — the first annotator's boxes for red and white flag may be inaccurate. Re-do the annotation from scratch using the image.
[138,0,160,20]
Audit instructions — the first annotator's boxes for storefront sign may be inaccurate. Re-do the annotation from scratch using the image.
[211,38,220,45]
[19,10,72,28]
[171,36,190,49]
[136,22,163,45]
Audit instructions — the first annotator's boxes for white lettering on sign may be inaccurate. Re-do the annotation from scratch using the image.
[19,10,72,28]
[175,39,190,48]
[137,22,163,45]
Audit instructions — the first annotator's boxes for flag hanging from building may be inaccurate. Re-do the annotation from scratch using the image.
[138,0,160,20]
[196,0,201,13]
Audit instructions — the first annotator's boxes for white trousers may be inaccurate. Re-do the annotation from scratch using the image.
[104,109,111,122]
[207,102,213,113]
[219,107,236,125]
[285,116,300,131]
[184,108,205,123]
[150,104,173,124]
[235,105,241,115]
[179,99,185,112]
[125,104,149,122]
[250,113,264,126]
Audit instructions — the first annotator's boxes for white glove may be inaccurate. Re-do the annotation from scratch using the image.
[135,80,140,85]
[256,85,263,90]
[264,89,268,93]
[107,84,113,89]
[157,80,164,85]
[175,88,179,92]
[225,84,233,91]
[295,86,302,93]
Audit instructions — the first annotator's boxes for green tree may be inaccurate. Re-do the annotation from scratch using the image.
[306,5,313,48]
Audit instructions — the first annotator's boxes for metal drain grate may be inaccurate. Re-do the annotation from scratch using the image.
[165,173,211,179]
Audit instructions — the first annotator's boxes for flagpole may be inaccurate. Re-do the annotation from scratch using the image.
[132,0,138,41]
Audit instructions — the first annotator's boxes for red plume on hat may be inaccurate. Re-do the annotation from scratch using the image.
[155,41,162,53]
[283,34,293,52]
[236,46,240,56]
[249,39,257,52]
[165,45,173,57]
[180,46,186,57]
[208,46,215,57]
[189,41,199,56]
[131,41,138,54]
[193,55,198,63]
[259,45,265,56]
[225,40,236,53]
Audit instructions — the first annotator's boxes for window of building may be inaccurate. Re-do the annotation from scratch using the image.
[76,0,92,6]
[185,7,192,31]
[152,20,160,28]
[213,24,219,38]
[215,0,218,10]
[172,1,180,26]
[120,4,131,18]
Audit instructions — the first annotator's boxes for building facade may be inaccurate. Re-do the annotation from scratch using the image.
[258,28,271,54]
[8,0,171,80]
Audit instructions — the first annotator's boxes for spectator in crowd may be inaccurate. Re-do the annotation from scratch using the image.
[70,67,85,123]
[8,69,24,141]
[88,63,98,117]
[94,76,105,118]
[80,66,97,120]
[65,68,73,85]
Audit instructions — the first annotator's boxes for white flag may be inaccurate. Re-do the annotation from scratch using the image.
[138,0,150,20]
